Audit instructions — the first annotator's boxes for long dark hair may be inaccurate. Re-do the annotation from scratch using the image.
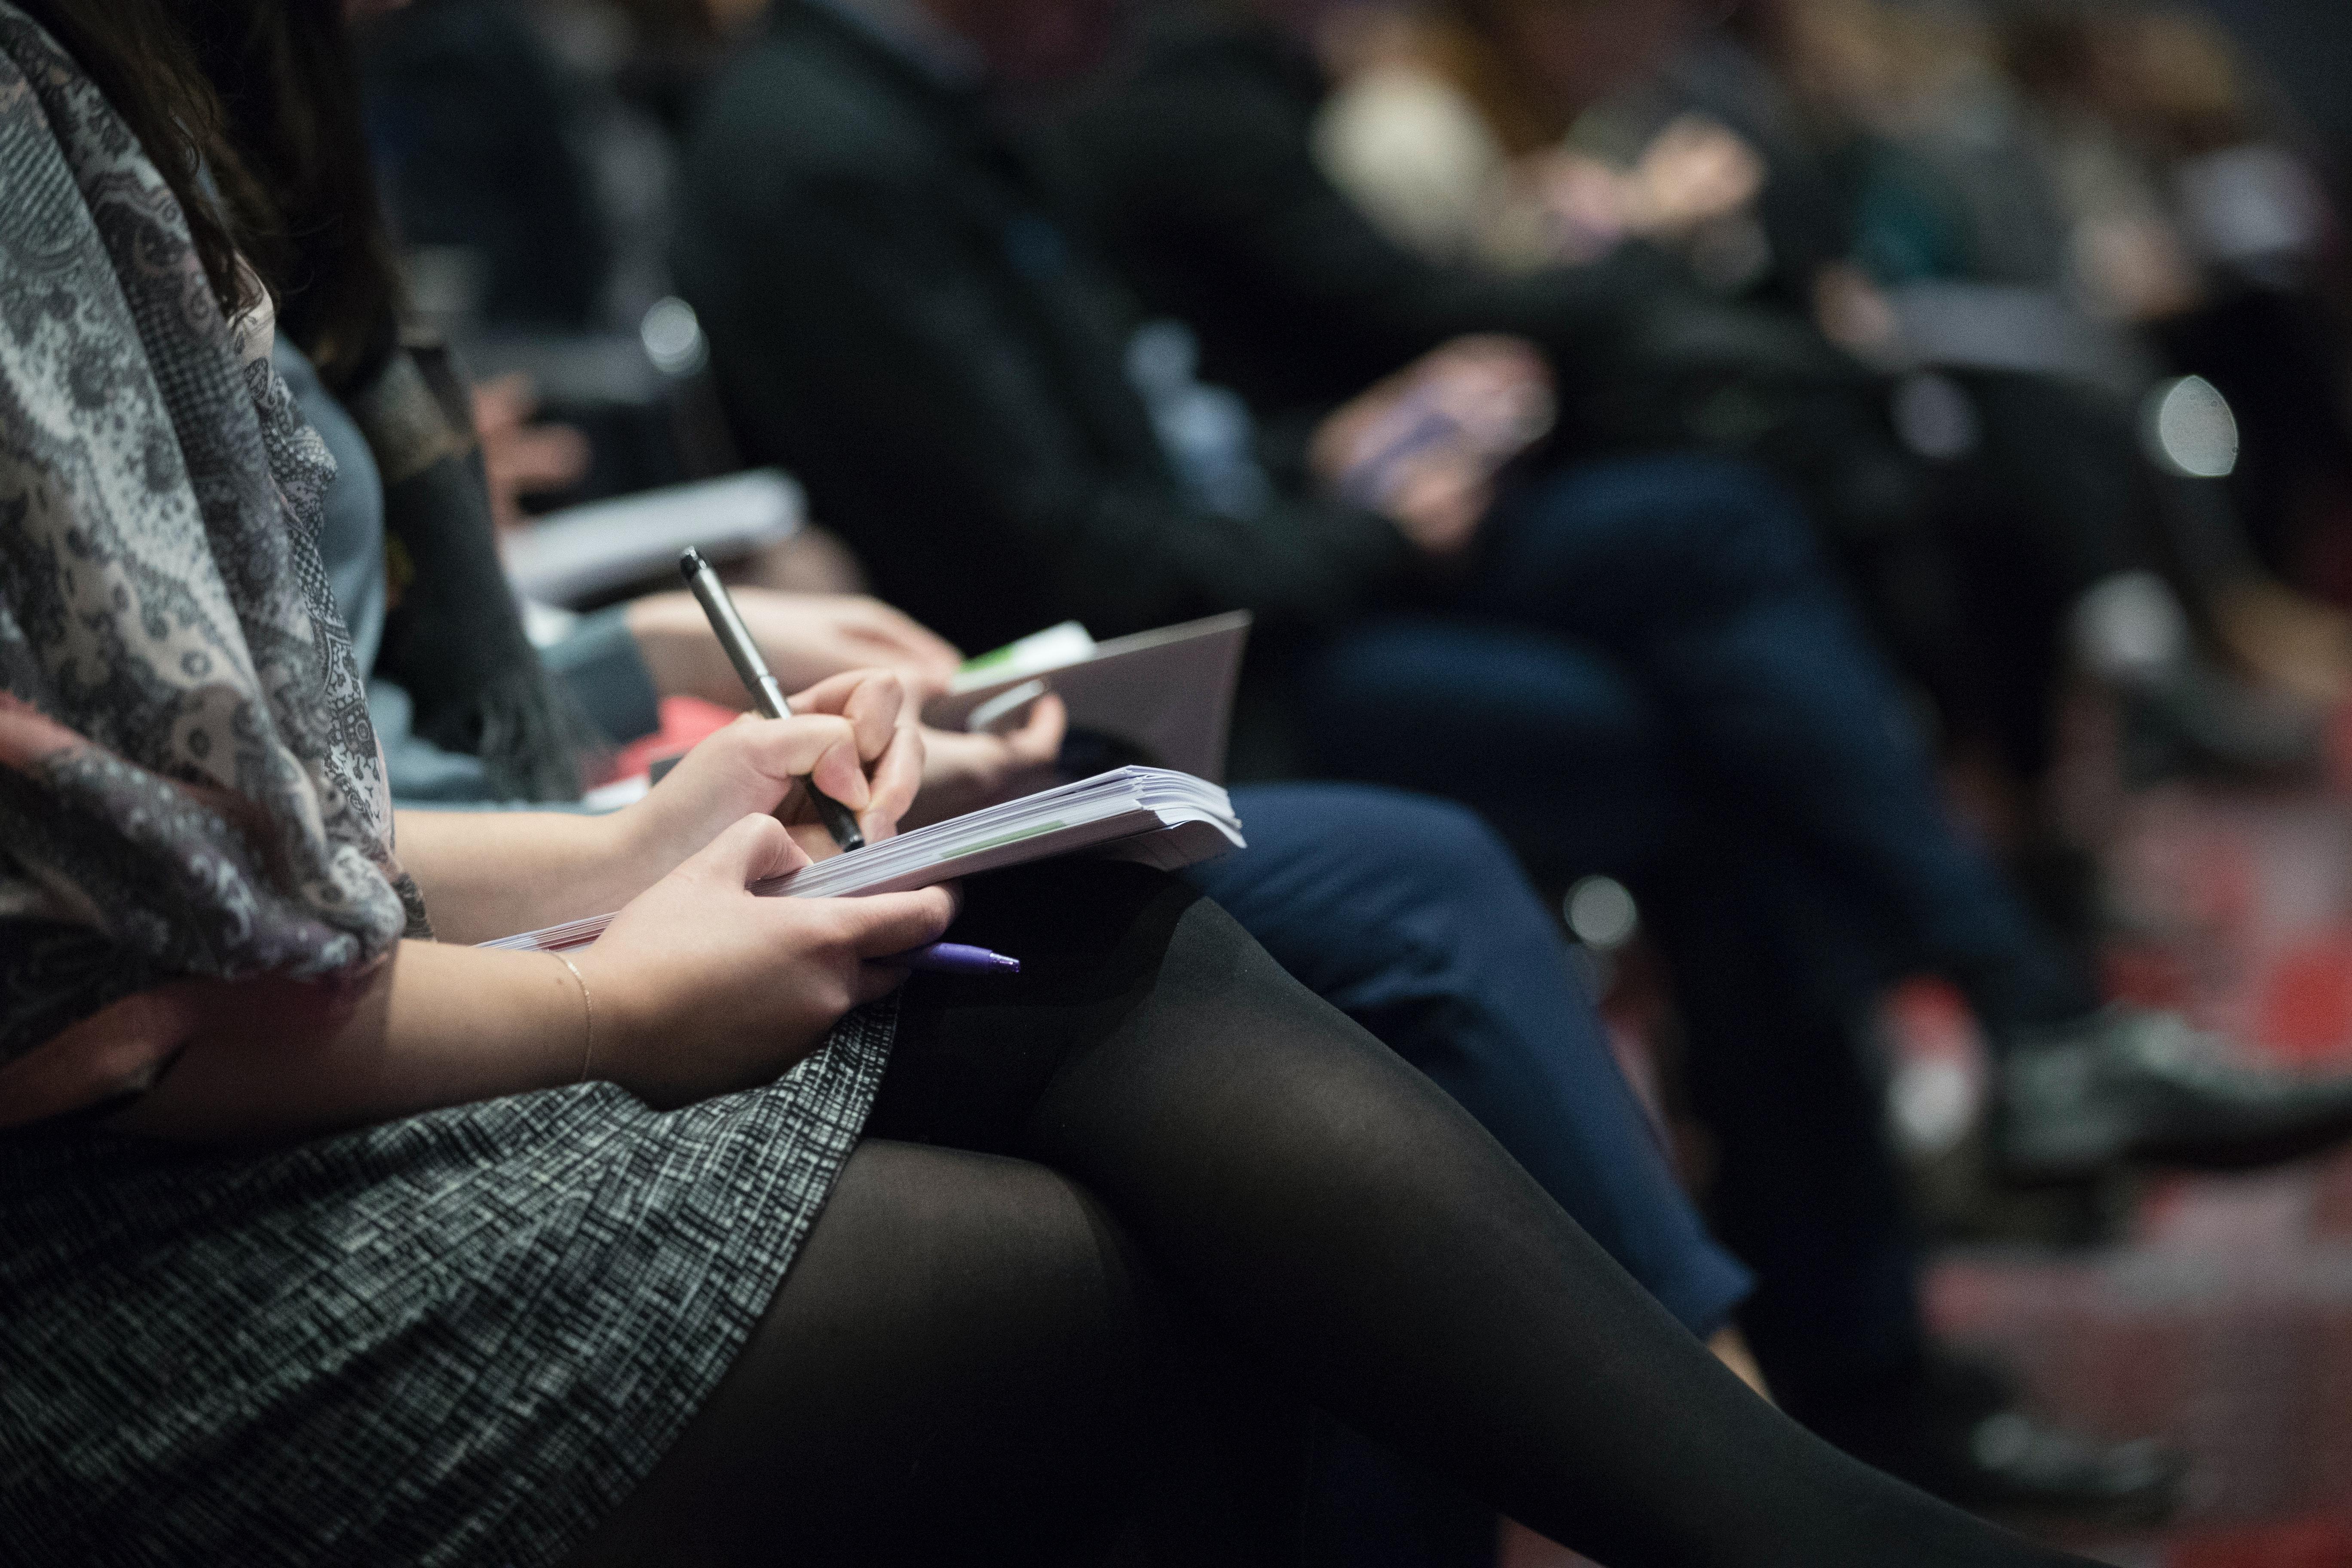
[177,0,405,393]
[13,0,263,322]
[19,0,404,394]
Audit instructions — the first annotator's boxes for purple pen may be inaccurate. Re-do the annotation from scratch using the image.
[891,942,1021,976]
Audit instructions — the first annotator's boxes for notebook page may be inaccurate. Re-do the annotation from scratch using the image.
[480,768,1242,952]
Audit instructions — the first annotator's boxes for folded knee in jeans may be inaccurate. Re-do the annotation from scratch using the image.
[1488,452,1831,620]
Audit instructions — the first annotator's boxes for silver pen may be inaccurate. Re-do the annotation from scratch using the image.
[677,547,866,852]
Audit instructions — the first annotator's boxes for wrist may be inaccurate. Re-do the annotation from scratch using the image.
[625,594,746,710]
[596,794,689,909]
[565,942,659,1096]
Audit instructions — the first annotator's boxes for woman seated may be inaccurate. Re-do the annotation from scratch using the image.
[0,3,2105,1565]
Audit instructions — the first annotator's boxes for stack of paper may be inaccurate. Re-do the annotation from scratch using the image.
[480,766,1245,953]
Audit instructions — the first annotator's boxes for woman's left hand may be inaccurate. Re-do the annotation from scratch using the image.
[612,668,925,889]
[903,693,1069,829]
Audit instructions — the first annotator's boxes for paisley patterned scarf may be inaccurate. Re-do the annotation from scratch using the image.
[0,3,419,1124]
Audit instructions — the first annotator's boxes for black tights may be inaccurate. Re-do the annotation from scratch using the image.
[567,864,2088,1568]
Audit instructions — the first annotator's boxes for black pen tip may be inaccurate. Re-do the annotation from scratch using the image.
[677,547,707,582]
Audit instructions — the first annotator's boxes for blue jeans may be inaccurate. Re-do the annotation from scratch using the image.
[1190,782,1751,1568]
[1312,455,2076,1007]
[1294,455,2094,1415]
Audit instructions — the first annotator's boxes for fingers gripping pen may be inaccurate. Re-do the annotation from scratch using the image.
[678,547,867,852]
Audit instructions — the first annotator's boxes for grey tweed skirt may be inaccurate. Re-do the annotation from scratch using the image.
[0,1000,898,1568]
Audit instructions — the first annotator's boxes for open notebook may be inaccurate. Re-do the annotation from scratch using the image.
[480,767,1246,953]
[924,612,1250,784]
[502,469,804,606]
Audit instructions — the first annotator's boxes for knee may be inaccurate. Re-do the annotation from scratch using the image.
[1209,785,1539,992]
[1651,455,1820,579]
[1321,790,1524,911]
[1246,783,1507,879]
[818,1142,1149,1372]
[1547,453,1825,597]
[1158,882,1308,1002]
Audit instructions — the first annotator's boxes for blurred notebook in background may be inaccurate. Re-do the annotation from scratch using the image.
[504,469,803,605]
[925,611,1251,783]
[481,767,1245,952]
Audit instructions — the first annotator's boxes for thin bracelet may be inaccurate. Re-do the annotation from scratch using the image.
[548,950,594,1084]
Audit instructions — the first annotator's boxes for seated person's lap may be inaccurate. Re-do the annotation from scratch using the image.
[1293,620,1690,878]
[1467,453,1828,632]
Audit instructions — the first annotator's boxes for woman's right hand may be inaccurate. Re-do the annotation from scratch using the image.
[575,813,958,1109]
[606,668,923,906]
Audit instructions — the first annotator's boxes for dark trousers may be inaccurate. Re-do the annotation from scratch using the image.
[1294,454,2094,1417]
[1191,782,1752,1568]
[1194,783,1749,1332]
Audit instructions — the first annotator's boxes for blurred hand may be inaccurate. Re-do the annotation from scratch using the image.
[1522,150,1638,262]
[2074,213,2202,321]
[628,588,966,706]
[1623,115,1764,237]
[1311,335,1555,559]
[612,668,924,884]
[576,814,959,1108]
[472,373,592,530]
[904,693,1069,828]
[1512,117,1759,263]
[1812,262,1902,356]
[1364,452,1494,558]
[734,526,876,596]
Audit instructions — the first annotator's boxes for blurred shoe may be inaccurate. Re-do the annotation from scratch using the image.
[1808,1355,2181,1524]
[1996,1006,2352,1184]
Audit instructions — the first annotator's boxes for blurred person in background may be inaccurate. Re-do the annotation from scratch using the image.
[368,1,609,330]
[1042,0,1986,753]
[2003,0,2352,602]
[358,0,881,578]
[669,0,2352,1527]
[1050,0,2342,817]
[361,0,684,335]
[1654,0,2352,750]
[1708,0,2352,728]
